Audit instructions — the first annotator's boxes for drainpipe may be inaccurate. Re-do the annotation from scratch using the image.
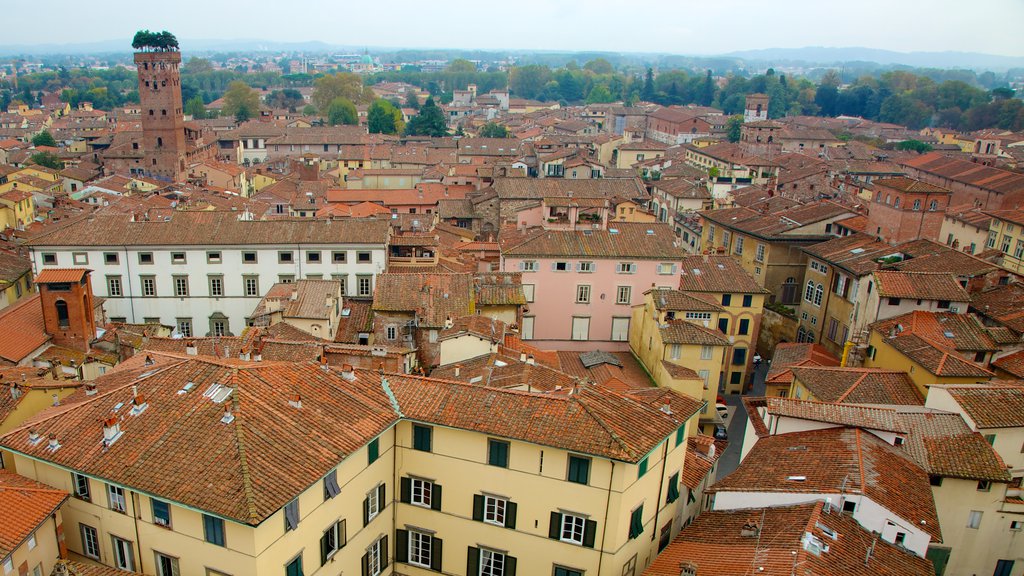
[649,438,670,545]
[123,245,137,323]
[131,490,142,573]
[597,461,614,576]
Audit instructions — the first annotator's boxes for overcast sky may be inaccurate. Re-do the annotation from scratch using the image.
[7,0,1024,56]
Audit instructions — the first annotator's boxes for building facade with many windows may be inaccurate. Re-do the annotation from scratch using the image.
[26,212,389,336]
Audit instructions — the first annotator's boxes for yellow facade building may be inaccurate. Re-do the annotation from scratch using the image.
[1,354,705,576]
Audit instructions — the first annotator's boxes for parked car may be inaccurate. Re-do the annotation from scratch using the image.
[714,425,728,440]
[716,403,729,420]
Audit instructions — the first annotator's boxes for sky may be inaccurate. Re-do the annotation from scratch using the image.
[5,0,1024,56]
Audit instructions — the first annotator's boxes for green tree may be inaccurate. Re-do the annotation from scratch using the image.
[585,84,614,104]
[405,90,420,110]
[183,57,214,75]
[31,130,57,147]
[478,122,510,138]
[184,96,207,120]
[222,80,260,122]
[641,68,655,102]
[302,104,317,116]
[30,151,64,170]
[367,99,402,134]
[726,115,743,143]
[509,65,552,100]
[894,139,934,153]
[267,89,304,111]
[404,97,447,137]
[446,59,476,74]
[326,97,358,126]
[312,72,371,111]
[700,70,716,106]
[583,58,613,75]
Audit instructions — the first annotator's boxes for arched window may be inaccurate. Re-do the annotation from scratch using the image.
[929,200,939,211]
[885,194,891,205]
[805,280,815,302]
[913,199,921,211]
[55,300,69,328]
[797,326,807,343]
[814,283,824,306]
[894,197,901,209]
[807,330,815,342]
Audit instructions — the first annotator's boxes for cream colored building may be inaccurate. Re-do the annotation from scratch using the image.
[0,470,68,576]
[1,353,705,576]
[985,209,1024,274]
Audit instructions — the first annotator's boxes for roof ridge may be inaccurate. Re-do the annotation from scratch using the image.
[835,372,870,404]
[570,390,635,459]
[229,382,260,525]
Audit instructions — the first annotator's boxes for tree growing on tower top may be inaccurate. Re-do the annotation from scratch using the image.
[132,30,179,52]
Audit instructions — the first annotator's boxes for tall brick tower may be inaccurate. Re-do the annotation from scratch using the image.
[35,269,97,353]
[135,43,186,181]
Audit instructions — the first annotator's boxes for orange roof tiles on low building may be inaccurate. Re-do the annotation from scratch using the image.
[0,469,69,560]
[791,366,924,405]
[0,295,49,365]
[873,271,970,303]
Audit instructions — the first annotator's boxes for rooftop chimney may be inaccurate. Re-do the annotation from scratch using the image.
[185,340,198,356]
[9,382,21,400]
[454,365,461,377]
[289,393,302,409]
[102,415,122,446]
[221,405,235,424]
[28,428,41,445]
[520,352,527,362]
[526,355,535,365]
[340,364,356,381]
[47,433,60,452]
[740,519,760,538]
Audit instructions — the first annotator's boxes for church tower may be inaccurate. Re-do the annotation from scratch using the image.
[135,42,186,182]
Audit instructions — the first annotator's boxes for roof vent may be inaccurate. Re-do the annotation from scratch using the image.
[221,405,235,424]
[185,341,197,356]
[341,364,356,381]
[850,248,865,254]
[102,415,122,447]
[740,519,760,538]
[85,382,97,396]
[176,381,196,395]
[289,393,302,409]
[47,433,60,452]
[28,428,42,445]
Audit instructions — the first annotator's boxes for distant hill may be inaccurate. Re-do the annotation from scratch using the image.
[723,47,1024,71]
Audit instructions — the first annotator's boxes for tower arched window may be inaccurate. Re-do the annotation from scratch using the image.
[157,137,163,148]
[55,300,69,328]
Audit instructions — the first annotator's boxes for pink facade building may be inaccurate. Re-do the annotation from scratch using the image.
[501,222,684,350]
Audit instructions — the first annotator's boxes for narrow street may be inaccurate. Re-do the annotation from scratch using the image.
[716,361,767,479]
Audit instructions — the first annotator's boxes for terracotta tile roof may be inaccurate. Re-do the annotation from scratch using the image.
[681,435,721,489]
[373,273,473,328]
[971,283,1024,334]
[0,295,48,364]
[661,361,700,380]
[992,350,1024,378]
[873,311,999,352]
[502,223,683,259]
[942,383,1024,429]
[872,271,970,302]
[26,212,390,247]
[888,239,998,277]
[34,268,88,284]
[492,177,646,201]
[712,427,941,541]
[901,151,1024,196]
[762,397,906,433]
[57,561,135,576]
[878,332,993,378]
[648,288,724,312]
[251,280,341,321]
[803,233,899,276]
[766,343,840,385]
[678,255,768,294]
[0,251,31,285]
[0,359,397,525]
[0,469,69,559]
[334,299,373,344]
[660,319,731,346]
[431,352,579,393]
[700,201,852,241]
[645,502,934,576]
[791,367,924,405]
[874,176,951,195]
[474,273,526,306]
[386,371,701,462]
[260,322,325,342]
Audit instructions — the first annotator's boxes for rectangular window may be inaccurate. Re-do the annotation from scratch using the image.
[521,260,538,272]
[488,439,509,468]
[657,263,676,275]
[733,348,747,366]
[567,455,590,485]
[734,236,744,255]
[571,316,590,341]
[209,276,224,297]
[755,243,765,262]
[244,276,259,297]
[155,553,179,576]
[411,478,433,507]
[368,438,380,464]
[173,275,188,297]
[279,274,295,284]
[967,510,983,529]
[522,284,535,302]
[578,261,593,273]
[141,276,156,297]
[320,520,345,565]
[742,294,753,307]
[616,285,631,304]
[483,495,507,526]
[638,457,649,478]
[73,252,89,265]
[203,514,226,546]
[738,318,750,335]
[357,275,372,296]
[332,251,347,263]
[480,549,506,576]
[108,484,127,513]
[112,536,135,571]
[42,253,57,265]
[73,473,90,501]
[285,556,302,576]
[366,536,384,576]
[107,276,122,297]
[170,252,186,265]
[104,252,119,265]
[409,530,432,567]
[413,424,432,452]
[554,261,570,272]
[721,294,732,306]
[554,567,583,576]
[561,513,586,545]
[366,484,383,523]
[279,251,294,263]
[628,505,644,539]
[686,312,712,321]
[576,285,591,303]
[81,524,100,559]
[152,499,171,528]
[176,318,192,338]
[357,251,371,263]
[243,251,257,264]
[616,262,636,274]
[207,251,221,263]
[307,251,321,263]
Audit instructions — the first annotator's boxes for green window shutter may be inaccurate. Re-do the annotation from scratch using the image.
[489,439,509,467]
[466,547,480,575]
[687,488,695,504]
[414,425,432,451]
[395,530,409,563]
[638,457,649,478]
[367,438,379,464]
[430,537,443,572]
[362,496,369,526]
[431,483,443,511]
[400,477,411,504]
[666,473,680,504]
[675,426,685,446]
[505,501,517,529]
[472,494,484,521]
[377,483,386,507]
[361,552,369,576]
[583,519,597,548]
[505,554,517,576]
[629,505,644,539]
[549,511,562,539]
[320,531,328,565]
[380,535,389,570]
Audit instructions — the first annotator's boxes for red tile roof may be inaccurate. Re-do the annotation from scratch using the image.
[645,502,934,576]
[34,268,89,284]
[0,469,69,559]
[942,383,1024,429]
[712,427,941,541]
[766,343,840,385]
[873,271,970,302]
[0,295,49,364]
[791,367,924,405]
[678,255,768,294]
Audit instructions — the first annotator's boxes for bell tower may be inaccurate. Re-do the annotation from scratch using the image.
[135,38,186,182]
